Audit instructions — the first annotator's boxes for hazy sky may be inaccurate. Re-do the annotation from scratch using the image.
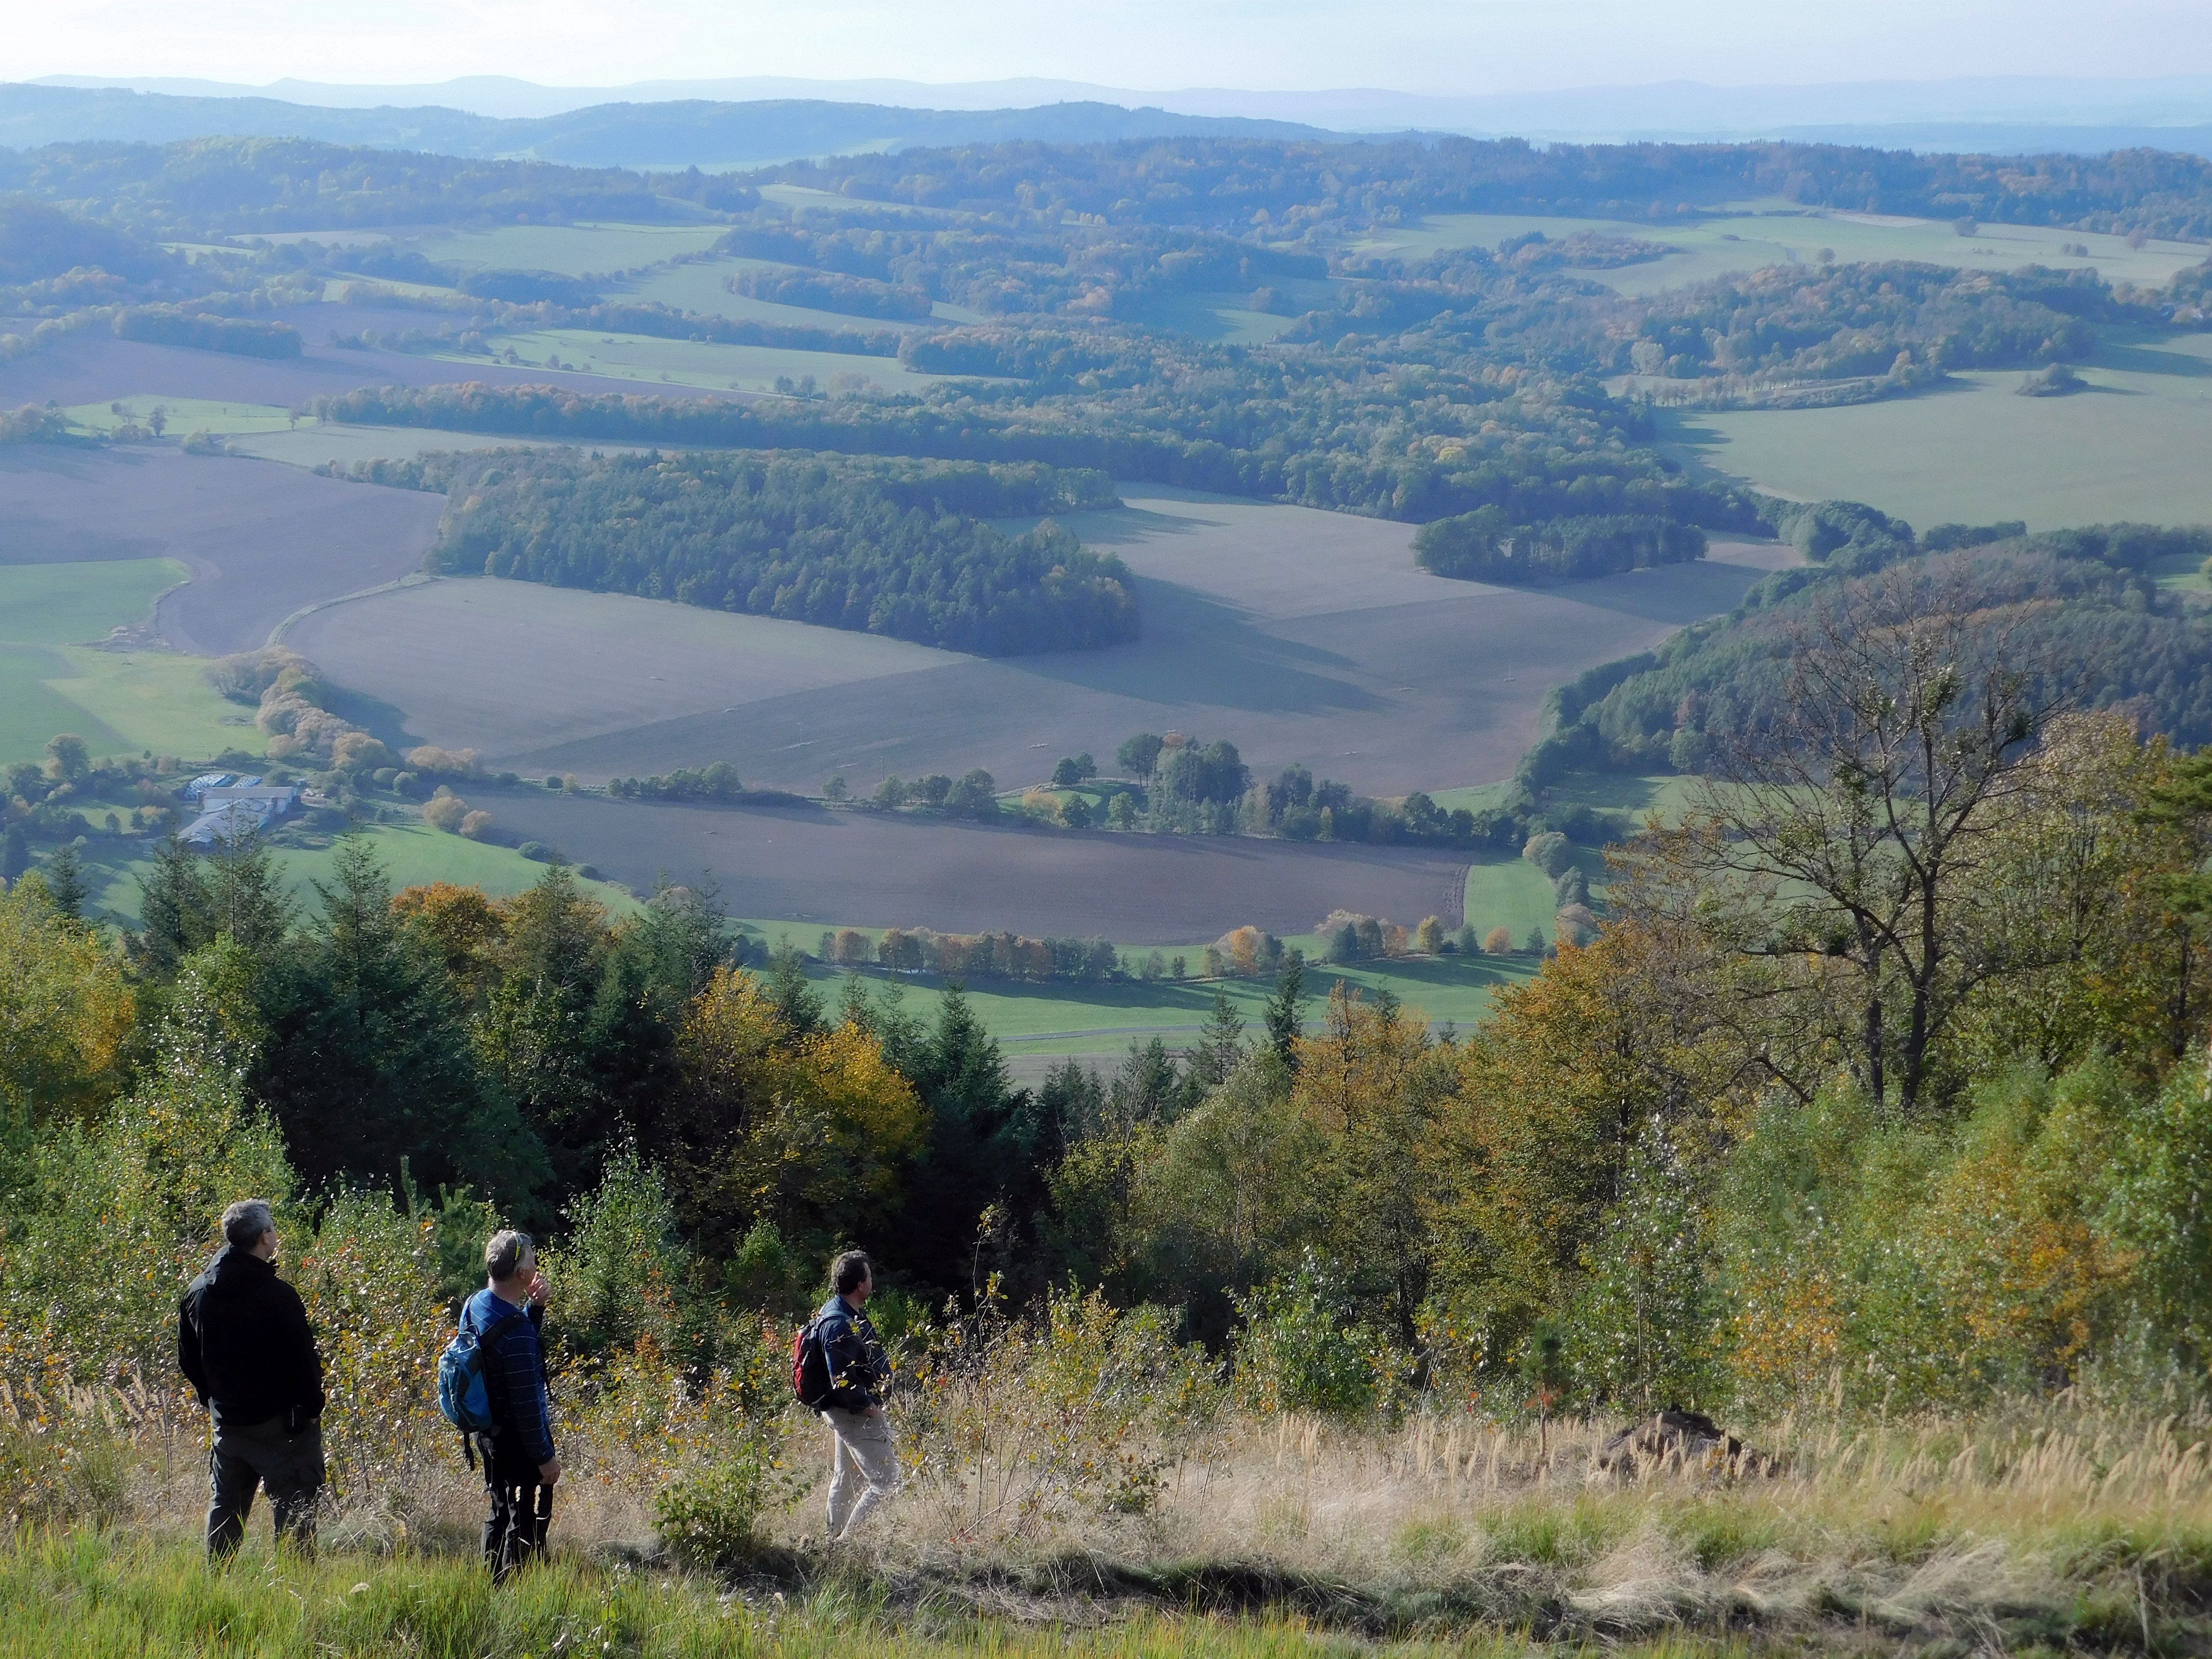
[21,0,2212,93]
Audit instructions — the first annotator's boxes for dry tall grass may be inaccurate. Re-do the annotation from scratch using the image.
[11,1358,2212,1649]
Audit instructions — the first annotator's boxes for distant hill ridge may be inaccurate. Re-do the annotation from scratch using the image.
[0,84,1349,169]
[23,72,2212,160]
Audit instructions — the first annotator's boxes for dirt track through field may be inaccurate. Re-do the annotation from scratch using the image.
[490,790,1472,945]
[293,488,1794,796]
[0,446,445,654]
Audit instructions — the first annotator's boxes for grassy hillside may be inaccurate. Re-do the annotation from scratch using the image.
[1669,331,2212,530]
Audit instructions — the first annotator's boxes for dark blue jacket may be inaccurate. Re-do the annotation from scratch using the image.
[462,1287,554,1465]
[817,1294,889,1413]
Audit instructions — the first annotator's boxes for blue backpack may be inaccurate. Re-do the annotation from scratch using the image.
[438,1304,528,1436]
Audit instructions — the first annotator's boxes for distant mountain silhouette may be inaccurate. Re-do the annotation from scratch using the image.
[0,84,1347,168]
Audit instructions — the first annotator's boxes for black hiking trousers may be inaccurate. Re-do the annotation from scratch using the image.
[207,1412,325,1560]
[477,1433,550,1581]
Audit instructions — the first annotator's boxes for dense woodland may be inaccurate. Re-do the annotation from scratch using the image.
[364,448,1135,654]
[1524,523,2212,783]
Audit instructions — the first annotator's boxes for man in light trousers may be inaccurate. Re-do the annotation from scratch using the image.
[815,1250,900,1539]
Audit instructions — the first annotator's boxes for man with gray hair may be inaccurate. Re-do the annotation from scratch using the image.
[177,1199,326,1559]
[459,1227,559,1578]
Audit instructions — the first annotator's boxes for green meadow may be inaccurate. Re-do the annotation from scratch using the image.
[30,648,260,766]
[60,397,309,437]
[1668,330,2212,530]
[325,273,464,301]
[753,922,1536,1064]
[0,557,182,645]
[227,425,649,470]
[1356,202,2212,295]
[409,221,731,275]
[0,558,258,769]
[457,326,956,394]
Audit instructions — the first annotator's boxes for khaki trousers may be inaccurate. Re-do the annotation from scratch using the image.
[820,1405,899,1539]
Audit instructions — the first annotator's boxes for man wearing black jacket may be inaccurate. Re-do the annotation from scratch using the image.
[815,1250,900,1540]
[177,1199,327,1559]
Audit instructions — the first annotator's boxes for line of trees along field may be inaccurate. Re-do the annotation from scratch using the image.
[361,447,1136,655]
[314,377,1760,536]
[7,553,2212,1419]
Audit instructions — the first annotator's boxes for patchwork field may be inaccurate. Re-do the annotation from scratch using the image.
[0,446,444,654]
[292,577,962,755]
[290,487,1798,799]
[1354,204,2212,294]
[62,807,1509,1077]
[483,788,1472,948]
[1669,329,2212,530]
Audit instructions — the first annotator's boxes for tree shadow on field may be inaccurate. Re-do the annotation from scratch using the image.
[316,682,425,754]
[993,500,1232,546]
[1013,578,1388,716]
[2091,332,2212,379]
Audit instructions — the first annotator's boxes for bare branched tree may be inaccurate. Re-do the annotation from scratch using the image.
[1677,561,2080,1112]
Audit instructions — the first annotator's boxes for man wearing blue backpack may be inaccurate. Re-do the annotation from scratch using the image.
[457,1229,559,1579]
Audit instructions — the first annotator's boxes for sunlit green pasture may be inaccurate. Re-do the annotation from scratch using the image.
[409,221,731,276]
[1668,329,2212,530]
[0,644,262,772]
[1354,202,2212,295]
[756,182,961,222]
[452,327,955,394]
[60,397,309,437]
[1136,290,1306,345]
[0,557,181,645]
[324,273,465,301]
[0,558,259,769]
